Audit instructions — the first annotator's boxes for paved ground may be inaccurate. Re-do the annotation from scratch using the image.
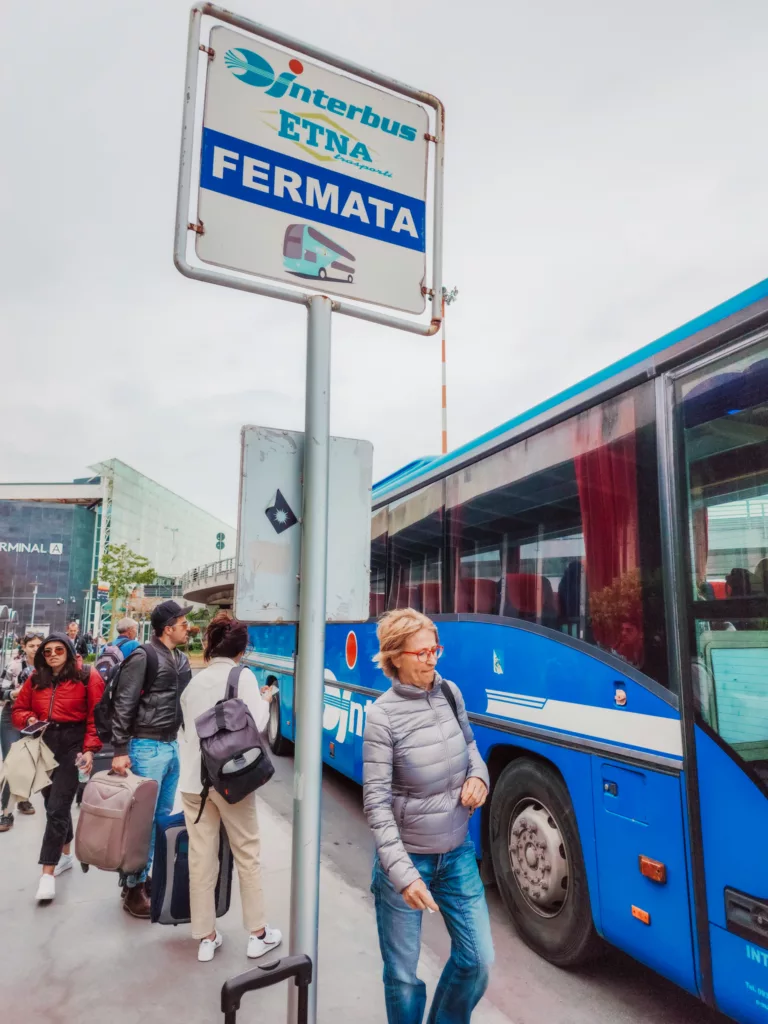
[0,747,730,1024]
[0,775,507,1024]
[260,751,730,1024]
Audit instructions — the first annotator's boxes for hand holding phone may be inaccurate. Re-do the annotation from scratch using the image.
[21,721,46,737]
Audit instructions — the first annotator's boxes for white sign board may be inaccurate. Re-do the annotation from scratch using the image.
[235,426,373,622]
[196,27,430,314]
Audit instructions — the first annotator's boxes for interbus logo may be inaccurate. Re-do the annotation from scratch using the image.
[225,47,304,97]
[224,47,418,144]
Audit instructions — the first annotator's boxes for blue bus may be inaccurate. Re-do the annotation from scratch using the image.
[248,277,768,1024]
[283,222,356,282]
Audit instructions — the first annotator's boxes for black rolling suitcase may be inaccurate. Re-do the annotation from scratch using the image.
[151,811,233,924]
[221,955,312,1024]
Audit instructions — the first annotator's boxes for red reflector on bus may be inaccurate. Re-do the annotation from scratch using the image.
[632,905,651,925]
[329,742,335,758]
[639,856,667,884]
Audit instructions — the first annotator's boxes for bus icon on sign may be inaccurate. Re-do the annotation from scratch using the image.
[283,223,356,284]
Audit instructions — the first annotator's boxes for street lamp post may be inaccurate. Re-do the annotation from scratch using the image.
[29,578,39,629]
[441,286,458,455]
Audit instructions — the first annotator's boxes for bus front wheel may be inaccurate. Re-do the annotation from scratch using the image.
[490,758,601,967]
[267,690,293,756]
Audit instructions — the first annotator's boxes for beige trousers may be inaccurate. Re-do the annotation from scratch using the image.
[181,790,266,940]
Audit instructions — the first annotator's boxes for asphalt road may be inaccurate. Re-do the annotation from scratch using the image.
[261,748,730,1024]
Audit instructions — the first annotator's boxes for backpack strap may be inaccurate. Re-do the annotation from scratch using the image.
[441,681,461,726]
[195,777,211,825]
[142,644,159,689]
[225,664,245,701]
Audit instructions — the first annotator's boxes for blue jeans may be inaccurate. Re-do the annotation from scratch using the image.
[125,738,179,888]
[372,836,494,1024]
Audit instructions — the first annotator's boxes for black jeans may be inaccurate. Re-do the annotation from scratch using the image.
[39,723,86,866]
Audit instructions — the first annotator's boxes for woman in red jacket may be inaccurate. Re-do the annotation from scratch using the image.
[12,632,104,902]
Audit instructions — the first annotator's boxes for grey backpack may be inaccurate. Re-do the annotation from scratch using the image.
[193,665,274,822]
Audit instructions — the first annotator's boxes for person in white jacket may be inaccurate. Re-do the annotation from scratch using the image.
[178,611,282,963]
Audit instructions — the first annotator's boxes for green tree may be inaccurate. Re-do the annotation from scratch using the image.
[96,544,156,640]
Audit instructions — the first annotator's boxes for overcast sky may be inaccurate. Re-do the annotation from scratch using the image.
[2,0,767,527]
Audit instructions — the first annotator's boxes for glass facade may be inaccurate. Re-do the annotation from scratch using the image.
[0,501,97,633]
[0,459,235,639]
[93,460,235,579]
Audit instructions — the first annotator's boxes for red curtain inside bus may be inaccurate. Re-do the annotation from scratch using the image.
[575,433,643,666]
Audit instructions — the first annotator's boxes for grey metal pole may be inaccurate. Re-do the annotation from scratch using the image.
[30,580,39,629]
[288,294,332,1024]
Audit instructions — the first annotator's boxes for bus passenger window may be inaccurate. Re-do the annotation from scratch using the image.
[445,381,668,686]
[369,508,387,620]
[387,481,444,614]
[678,345,768,777]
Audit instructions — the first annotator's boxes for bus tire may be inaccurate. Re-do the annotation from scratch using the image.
[318,267,327,280]
[267,692,293,756]
[347,274,353,283]
[489,758,601,967]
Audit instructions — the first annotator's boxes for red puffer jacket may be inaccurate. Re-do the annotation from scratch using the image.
[11,669,105,752]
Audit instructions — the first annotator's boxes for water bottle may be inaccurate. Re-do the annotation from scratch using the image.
[75,753,90,784]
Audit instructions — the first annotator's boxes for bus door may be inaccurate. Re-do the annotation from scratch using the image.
[665,336,768,1023]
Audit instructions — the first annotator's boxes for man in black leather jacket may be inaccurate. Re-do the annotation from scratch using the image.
[111,599,192,918]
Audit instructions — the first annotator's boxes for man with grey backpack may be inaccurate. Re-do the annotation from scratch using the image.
[177,611,281,963]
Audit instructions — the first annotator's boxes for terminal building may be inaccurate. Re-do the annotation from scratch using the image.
[0,459,235,638]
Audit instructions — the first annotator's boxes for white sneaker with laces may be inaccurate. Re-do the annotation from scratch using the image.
[198,931,223,963]
[54,853,74,877]
[247,925,282,959]
[36,875,56,902]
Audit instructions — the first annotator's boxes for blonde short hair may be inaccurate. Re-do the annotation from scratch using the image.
[372,608,438,679]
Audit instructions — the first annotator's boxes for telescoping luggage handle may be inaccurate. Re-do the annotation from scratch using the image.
[221,954,312,1024]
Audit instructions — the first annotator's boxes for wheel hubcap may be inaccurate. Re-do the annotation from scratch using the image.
[508,799,569,918]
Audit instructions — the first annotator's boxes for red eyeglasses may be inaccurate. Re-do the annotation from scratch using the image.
[401,645,444,663]
[44,646,67,657]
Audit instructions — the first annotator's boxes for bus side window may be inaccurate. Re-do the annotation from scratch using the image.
[386,482,445,614]
[444,381,668,687]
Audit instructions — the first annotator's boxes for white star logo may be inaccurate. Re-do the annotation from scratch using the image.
[273,509,288,526]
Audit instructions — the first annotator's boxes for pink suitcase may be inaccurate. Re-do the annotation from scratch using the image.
[75,770,159,874]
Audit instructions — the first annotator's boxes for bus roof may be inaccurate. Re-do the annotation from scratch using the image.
[373,274,768,505]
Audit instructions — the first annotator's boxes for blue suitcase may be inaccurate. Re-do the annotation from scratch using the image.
[151,811,233,925]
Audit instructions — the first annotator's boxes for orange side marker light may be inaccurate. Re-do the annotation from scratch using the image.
[639,855,667,884]
[632,905,651,925]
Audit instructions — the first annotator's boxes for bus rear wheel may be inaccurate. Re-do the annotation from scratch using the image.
[267,691,293,756]
[318,267,327,280]
[490,758,601,967]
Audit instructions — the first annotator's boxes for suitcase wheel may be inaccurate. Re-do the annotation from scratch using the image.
[81,863,90,873]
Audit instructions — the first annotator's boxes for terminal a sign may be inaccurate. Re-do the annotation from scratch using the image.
[0,542,64,555]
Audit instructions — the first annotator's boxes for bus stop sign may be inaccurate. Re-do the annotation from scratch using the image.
[191,20,431,314]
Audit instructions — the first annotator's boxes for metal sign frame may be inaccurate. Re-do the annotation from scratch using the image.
[175,3,444,337]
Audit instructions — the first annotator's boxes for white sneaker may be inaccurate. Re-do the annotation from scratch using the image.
[198,931,223,963]
[247,925,282,959]
[36,875,56,902]
[54,853,74,877]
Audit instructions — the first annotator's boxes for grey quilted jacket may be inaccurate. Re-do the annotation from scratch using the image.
[363,672,489,893]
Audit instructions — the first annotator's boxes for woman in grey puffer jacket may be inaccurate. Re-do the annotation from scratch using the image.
[363,609,494,1024]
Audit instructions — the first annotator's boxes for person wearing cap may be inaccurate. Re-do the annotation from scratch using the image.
[114,616,140,659]
[110,599,192,918]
